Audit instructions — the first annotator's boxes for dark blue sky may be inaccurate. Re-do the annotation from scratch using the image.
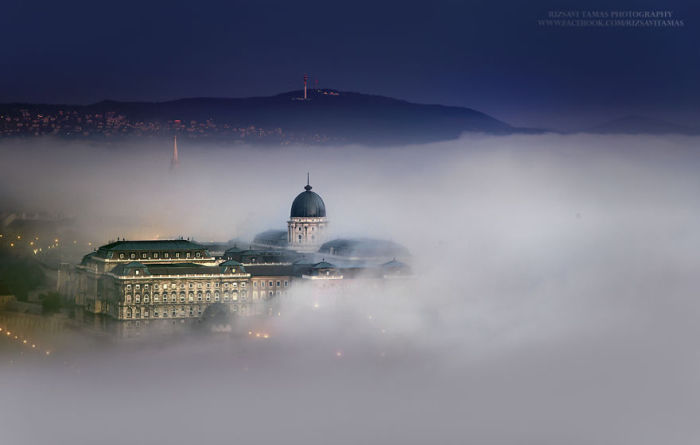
[1,0,697,128]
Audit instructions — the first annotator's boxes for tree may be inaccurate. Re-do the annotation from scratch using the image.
[40,292,62,314]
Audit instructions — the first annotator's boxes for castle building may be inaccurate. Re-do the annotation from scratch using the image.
[61,176,410,325]
[287,178,328,252]
[61,240,264,321]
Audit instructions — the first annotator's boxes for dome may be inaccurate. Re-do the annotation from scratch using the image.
[290,183,326,218]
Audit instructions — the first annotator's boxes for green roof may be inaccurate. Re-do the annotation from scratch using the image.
[220,260,243,267]
[312,261,335,269]
[98,240,206,252]
[123,262,147,268]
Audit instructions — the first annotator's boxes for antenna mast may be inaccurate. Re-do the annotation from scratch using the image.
[170,135,179,170]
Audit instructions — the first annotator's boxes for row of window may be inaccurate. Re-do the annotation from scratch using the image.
[125,291,248,303]
[125,281,245,291]
[253,280,288,288]
[118,251,204,260]
[125,304,251,319]
[124,289,286,305]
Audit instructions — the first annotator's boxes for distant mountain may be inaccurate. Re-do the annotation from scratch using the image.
[0,89,531,145]
[583,115,700,135]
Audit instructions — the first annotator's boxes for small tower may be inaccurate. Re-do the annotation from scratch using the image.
[288,174,328,252]
[303,74,308,100]
[170,135,179,170]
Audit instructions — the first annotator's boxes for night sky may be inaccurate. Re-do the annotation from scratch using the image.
[1,0,697,129]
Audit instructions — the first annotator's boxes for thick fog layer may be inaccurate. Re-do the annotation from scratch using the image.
[2,134,700,444]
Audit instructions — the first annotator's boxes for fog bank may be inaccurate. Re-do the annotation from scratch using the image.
[1,134,700,444]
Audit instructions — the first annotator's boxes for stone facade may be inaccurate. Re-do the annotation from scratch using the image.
[287,216,328,252]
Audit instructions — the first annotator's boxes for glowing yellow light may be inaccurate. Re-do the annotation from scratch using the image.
[14,335,18,339]
[313,303,319,309]
[263,334,269,339]
[88,242,92,246]
[17,235,21,239]
[45,351,51,355]
[5,331,10,335]
[23,339,27,344]
[248,331,252,335]
[10,242,14,247]
[31,344,36,348]
[54,238,58,243]
[336,351,343,357]
[255,333,261,337]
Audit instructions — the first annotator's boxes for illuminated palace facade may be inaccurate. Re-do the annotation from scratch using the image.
[61,179,410,322]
